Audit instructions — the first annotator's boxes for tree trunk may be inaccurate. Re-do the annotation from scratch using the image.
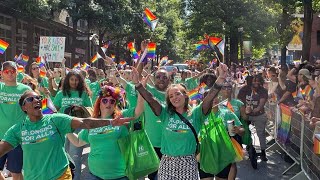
[229,31,239,65]
[281,46,287,65]
[302,0,312,62]
[26,21,34,69]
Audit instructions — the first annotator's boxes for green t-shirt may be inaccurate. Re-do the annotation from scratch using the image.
[158,104,203,156]
[229,99,244,119]
[0,82,31,139]
[39,77,49,88]
[17,72,25,82]
[85,78,91,86]
[89,81,101,104]
[125,82,138,108]
[185,77,198,90]
[78,108,134,179]
[144,84,166,147]
[3,114,73,180]
[53,90,93,113]
[54,77,61,85]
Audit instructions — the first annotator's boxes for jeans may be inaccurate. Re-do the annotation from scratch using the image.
[249,113,268,150]
[65,129,84,180]
[85,172,128,180]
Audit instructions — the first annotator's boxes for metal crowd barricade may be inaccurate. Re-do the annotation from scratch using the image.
[265,103,320,180]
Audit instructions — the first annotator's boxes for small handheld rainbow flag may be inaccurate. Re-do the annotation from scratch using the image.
[22,55,29,62]
[81,62,90,71]
[111,54,115,61]
[73,62,81,70]
[143,8,158,31]
[16,54,29,66]
[35,57,46,68]
[159,56,168,67]
[0,39,9,54]
[17,65,24,73]
[187,83,208,100]
[119,60,127,67]
[223,101,235,112]
[39,69,46,78]
[128,42,139,60]
[90,53,102,63]
[42,98,57,114]
[147,42,156,59]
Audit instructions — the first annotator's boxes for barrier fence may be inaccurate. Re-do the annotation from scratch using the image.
[265,103,320,180]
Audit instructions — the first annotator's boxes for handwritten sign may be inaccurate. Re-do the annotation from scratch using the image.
[39,37,65,62]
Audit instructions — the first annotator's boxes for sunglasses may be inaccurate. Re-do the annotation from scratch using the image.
[101,98,116,105]
[155,75,168,80]
[23,95,43,105]
[222,86,232,90]
[23,82,33,87]
[3,69,16,74]
[32,67,39,70]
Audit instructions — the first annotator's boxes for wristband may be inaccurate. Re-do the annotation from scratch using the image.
[213,82,222,90]
[135,83,143,90]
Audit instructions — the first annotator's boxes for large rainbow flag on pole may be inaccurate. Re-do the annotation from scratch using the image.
[277,104,292,144]
[0,39,9,54]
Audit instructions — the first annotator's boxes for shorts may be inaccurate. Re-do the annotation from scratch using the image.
[0,145,23,173]
[198,163,231,179]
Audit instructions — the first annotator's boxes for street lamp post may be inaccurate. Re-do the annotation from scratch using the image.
[238,27,244,65]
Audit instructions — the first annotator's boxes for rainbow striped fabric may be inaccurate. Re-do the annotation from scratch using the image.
[277,104,292,144]
[128,42,139,60]
[39,69,46,78]
[42,98,57,114]
[0,39,9,54]
[35,57,45,68]
[187,83,208,100]
[81,62,90,71]
[147,42,156,59]
[143,8,158,30]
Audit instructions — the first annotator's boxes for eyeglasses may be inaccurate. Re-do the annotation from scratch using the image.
[3,69,16,74]
[155,75,168,80]
[32,67,39,70]
[222,86,232,90]
[22,95,43,105]
[101,98,116,105]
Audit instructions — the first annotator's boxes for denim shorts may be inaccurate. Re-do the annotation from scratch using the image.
[0,145,23,173]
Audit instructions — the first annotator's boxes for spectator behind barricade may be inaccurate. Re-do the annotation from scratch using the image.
[237,76,253,104]
[277,64,297,106]
[295,69,313,114]
[267,67,279,104]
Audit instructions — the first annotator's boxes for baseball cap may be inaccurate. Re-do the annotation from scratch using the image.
[1,61,17,71]
[298,69,311,79]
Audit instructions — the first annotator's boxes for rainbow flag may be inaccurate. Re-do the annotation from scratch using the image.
[111,54,115,61]
[313,134,320,155]
[128,42,139,60]
[119,60,127,67]
[17,65,24,73]
[208,37,222,46]
[195,40,209,51]
[231,137,244,162]
[73,62,81,69]
[81,62,90,71]
[35,57,46,68]
[91,54,98,63]
[147,42,156,59]
[39,69,46,78]
[277,104,292,144]
[16,54,29,66]
[143,8,158,31]
[301,85,314,100]
[217,39,225,56]
[22,55,29,62]
[0,39,9,54]
[42,98,57,114]
[188,89,202,100]
[223,101,235,112]
[159,56,168,67]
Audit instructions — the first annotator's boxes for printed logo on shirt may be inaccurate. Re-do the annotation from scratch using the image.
[61,97,83,106]
[89,126,120,135]
[166,117,193,133]
[0,92,22,104]
[21,124,58,145]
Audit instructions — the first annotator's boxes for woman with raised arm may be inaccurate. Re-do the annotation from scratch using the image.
[132,64,228,179]
[0,90,133,180]
[66,84,145,180]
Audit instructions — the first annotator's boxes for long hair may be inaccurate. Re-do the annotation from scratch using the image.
[92,95,121,118]
[62,70,91,97]
[253,74,264,88]
[166,84,190,115]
